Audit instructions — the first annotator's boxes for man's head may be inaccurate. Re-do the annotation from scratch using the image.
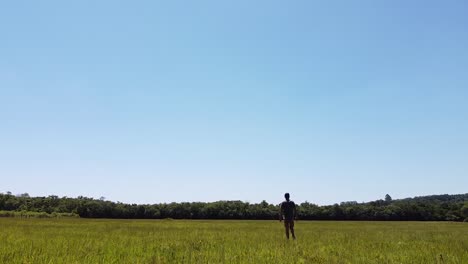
[284,193,290,201]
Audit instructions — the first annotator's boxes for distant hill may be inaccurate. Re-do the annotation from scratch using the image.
[397,193,468,203]
[1,192,467,221]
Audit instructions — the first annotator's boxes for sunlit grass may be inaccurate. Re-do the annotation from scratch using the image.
[1,218,466,263]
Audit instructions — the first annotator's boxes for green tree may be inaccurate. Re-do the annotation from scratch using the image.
[385,194,392,203]
[461,202,468,220]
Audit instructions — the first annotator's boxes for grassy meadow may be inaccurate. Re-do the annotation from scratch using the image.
[0,218,466,264]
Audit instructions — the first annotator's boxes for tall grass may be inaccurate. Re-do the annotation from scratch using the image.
[0,210,79,218]
[0,219,466,263]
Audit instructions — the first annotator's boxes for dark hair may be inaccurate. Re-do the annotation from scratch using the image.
[284,193,290,200]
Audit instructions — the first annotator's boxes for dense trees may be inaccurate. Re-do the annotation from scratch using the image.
[0,192,467,221]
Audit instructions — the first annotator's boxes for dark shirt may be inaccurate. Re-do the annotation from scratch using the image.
[281,201,296,220]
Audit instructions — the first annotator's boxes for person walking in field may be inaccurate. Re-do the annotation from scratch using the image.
[279,193,297,240]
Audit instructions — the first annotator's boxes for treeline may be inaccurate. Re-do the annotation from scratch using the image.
[0,210,78,218]
[0,192,467,221]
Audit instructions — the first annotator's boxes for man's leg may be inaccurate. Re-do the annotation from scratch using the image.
[290,221,296,239]
[284,221,290,239]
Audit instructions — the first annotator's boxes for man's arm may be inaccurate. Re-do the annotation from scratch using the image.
[279,203,283,222]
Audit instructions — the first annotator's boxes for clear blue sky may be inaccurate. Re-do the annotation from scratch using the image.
[1,1,467,205]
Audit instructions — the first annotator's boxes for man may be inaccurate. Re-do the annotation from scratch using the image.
[279,193,297,239]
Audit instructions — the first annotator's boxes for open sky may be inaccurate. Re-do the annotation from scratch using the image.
[1,1,467,205]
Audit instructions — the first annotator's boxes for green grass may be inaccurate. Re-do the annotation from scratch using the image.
[0,210,79,218]
[1,219,466,263]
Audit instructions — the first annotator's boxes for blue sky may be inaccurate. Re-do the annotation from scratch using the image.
[1,1,467,205]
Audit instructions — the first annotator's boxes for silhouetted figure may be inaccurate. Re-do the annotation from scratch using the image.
[279,193,297,239]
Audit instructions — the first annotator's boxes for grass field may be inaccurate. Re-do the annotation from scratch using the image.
[1,218,467,264]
